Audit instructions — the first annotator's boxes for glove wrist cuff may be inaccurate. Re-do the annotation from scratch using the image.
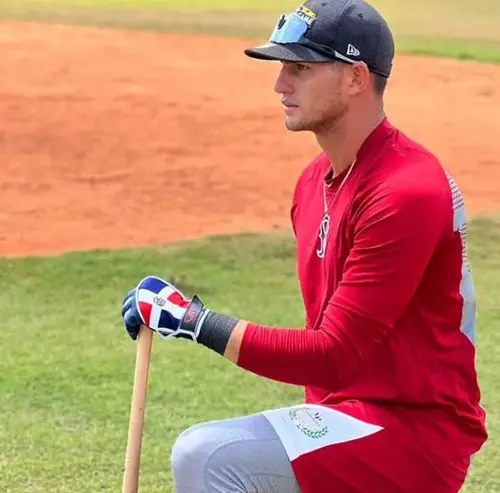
[180,295,238,355]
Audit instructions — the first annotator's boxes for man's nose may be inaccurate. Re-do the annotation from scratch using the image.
[274,66,293,94]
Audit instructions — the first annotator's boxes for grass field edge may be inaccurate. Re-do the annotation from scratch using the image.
[1,9,500,65]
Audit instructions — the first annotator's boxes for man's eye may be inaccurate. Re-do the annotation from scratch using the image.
[296,63,309,71]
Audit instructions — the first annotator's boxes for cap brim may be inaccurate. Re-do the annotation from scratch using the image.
[244,42,333,63]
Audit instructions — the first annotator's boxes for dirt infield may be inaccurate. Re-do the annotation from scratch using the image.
[1,21,499,257]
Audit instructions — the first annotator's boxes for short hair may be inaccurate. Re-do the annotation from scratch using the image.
[372,73,388,96]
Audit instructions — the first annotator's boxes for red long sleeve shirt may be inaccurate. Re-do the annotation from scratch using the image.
[237,118,487,456]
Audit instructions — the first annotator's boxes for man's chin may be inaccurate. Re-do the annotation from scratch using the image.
[285,118,310,132]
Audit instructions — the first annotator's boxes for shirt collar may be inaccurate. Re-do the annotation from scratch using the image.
[323,117,394,186]
[355,116,394,163]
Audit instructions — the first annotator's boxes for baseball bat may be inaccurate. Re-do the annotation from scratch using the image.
[122,325,154,493]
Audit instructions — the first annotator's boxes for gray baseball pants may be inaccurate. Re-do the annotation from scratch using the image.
[171,411,303,493]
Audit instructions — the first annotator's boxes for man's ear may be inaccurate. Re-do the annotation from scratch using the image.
[348,62,371,96]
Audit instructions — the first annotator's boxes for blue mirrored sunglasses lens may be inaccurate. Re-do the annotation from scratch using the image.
[269,13,309,44]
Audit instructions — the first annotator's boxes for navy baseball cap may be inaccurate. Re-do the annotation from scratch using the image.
[244,0,395,78]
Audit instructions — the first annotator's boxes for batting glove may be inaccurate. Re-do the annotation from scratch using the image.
[121,276,208,341]
[121,276,239,355]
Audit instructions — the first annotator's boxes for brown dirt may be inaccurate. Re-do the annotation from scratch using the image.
[1,21,499,258]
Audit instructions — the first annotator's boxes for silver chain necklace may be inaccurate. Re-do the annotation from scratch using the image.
[316,159,356,259]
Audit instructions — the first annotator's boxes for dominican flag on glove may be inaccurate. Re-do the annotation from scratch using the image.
[135,276,190,338]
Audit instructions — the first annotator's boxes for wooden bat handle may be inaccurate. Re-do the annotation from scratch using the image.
[122,325,154,493]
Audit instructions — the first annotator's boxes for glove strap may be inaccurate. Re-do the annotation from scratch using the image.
[180,295,239,356]
[179,295,210,340]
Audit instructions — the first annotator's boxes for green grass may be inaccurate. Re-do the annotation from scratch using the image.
[0,218,499,492]
[0,0,499,62]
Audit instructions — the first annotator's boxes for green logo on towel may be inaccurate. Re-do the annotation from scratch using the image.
[289,408,329,440]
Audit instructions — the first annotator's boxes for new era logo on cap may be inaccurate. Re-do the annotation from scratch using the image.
[347,44,360,57]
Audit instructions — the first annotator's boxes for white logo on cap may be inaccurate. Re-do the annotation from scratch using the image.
[347,44,360,57]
